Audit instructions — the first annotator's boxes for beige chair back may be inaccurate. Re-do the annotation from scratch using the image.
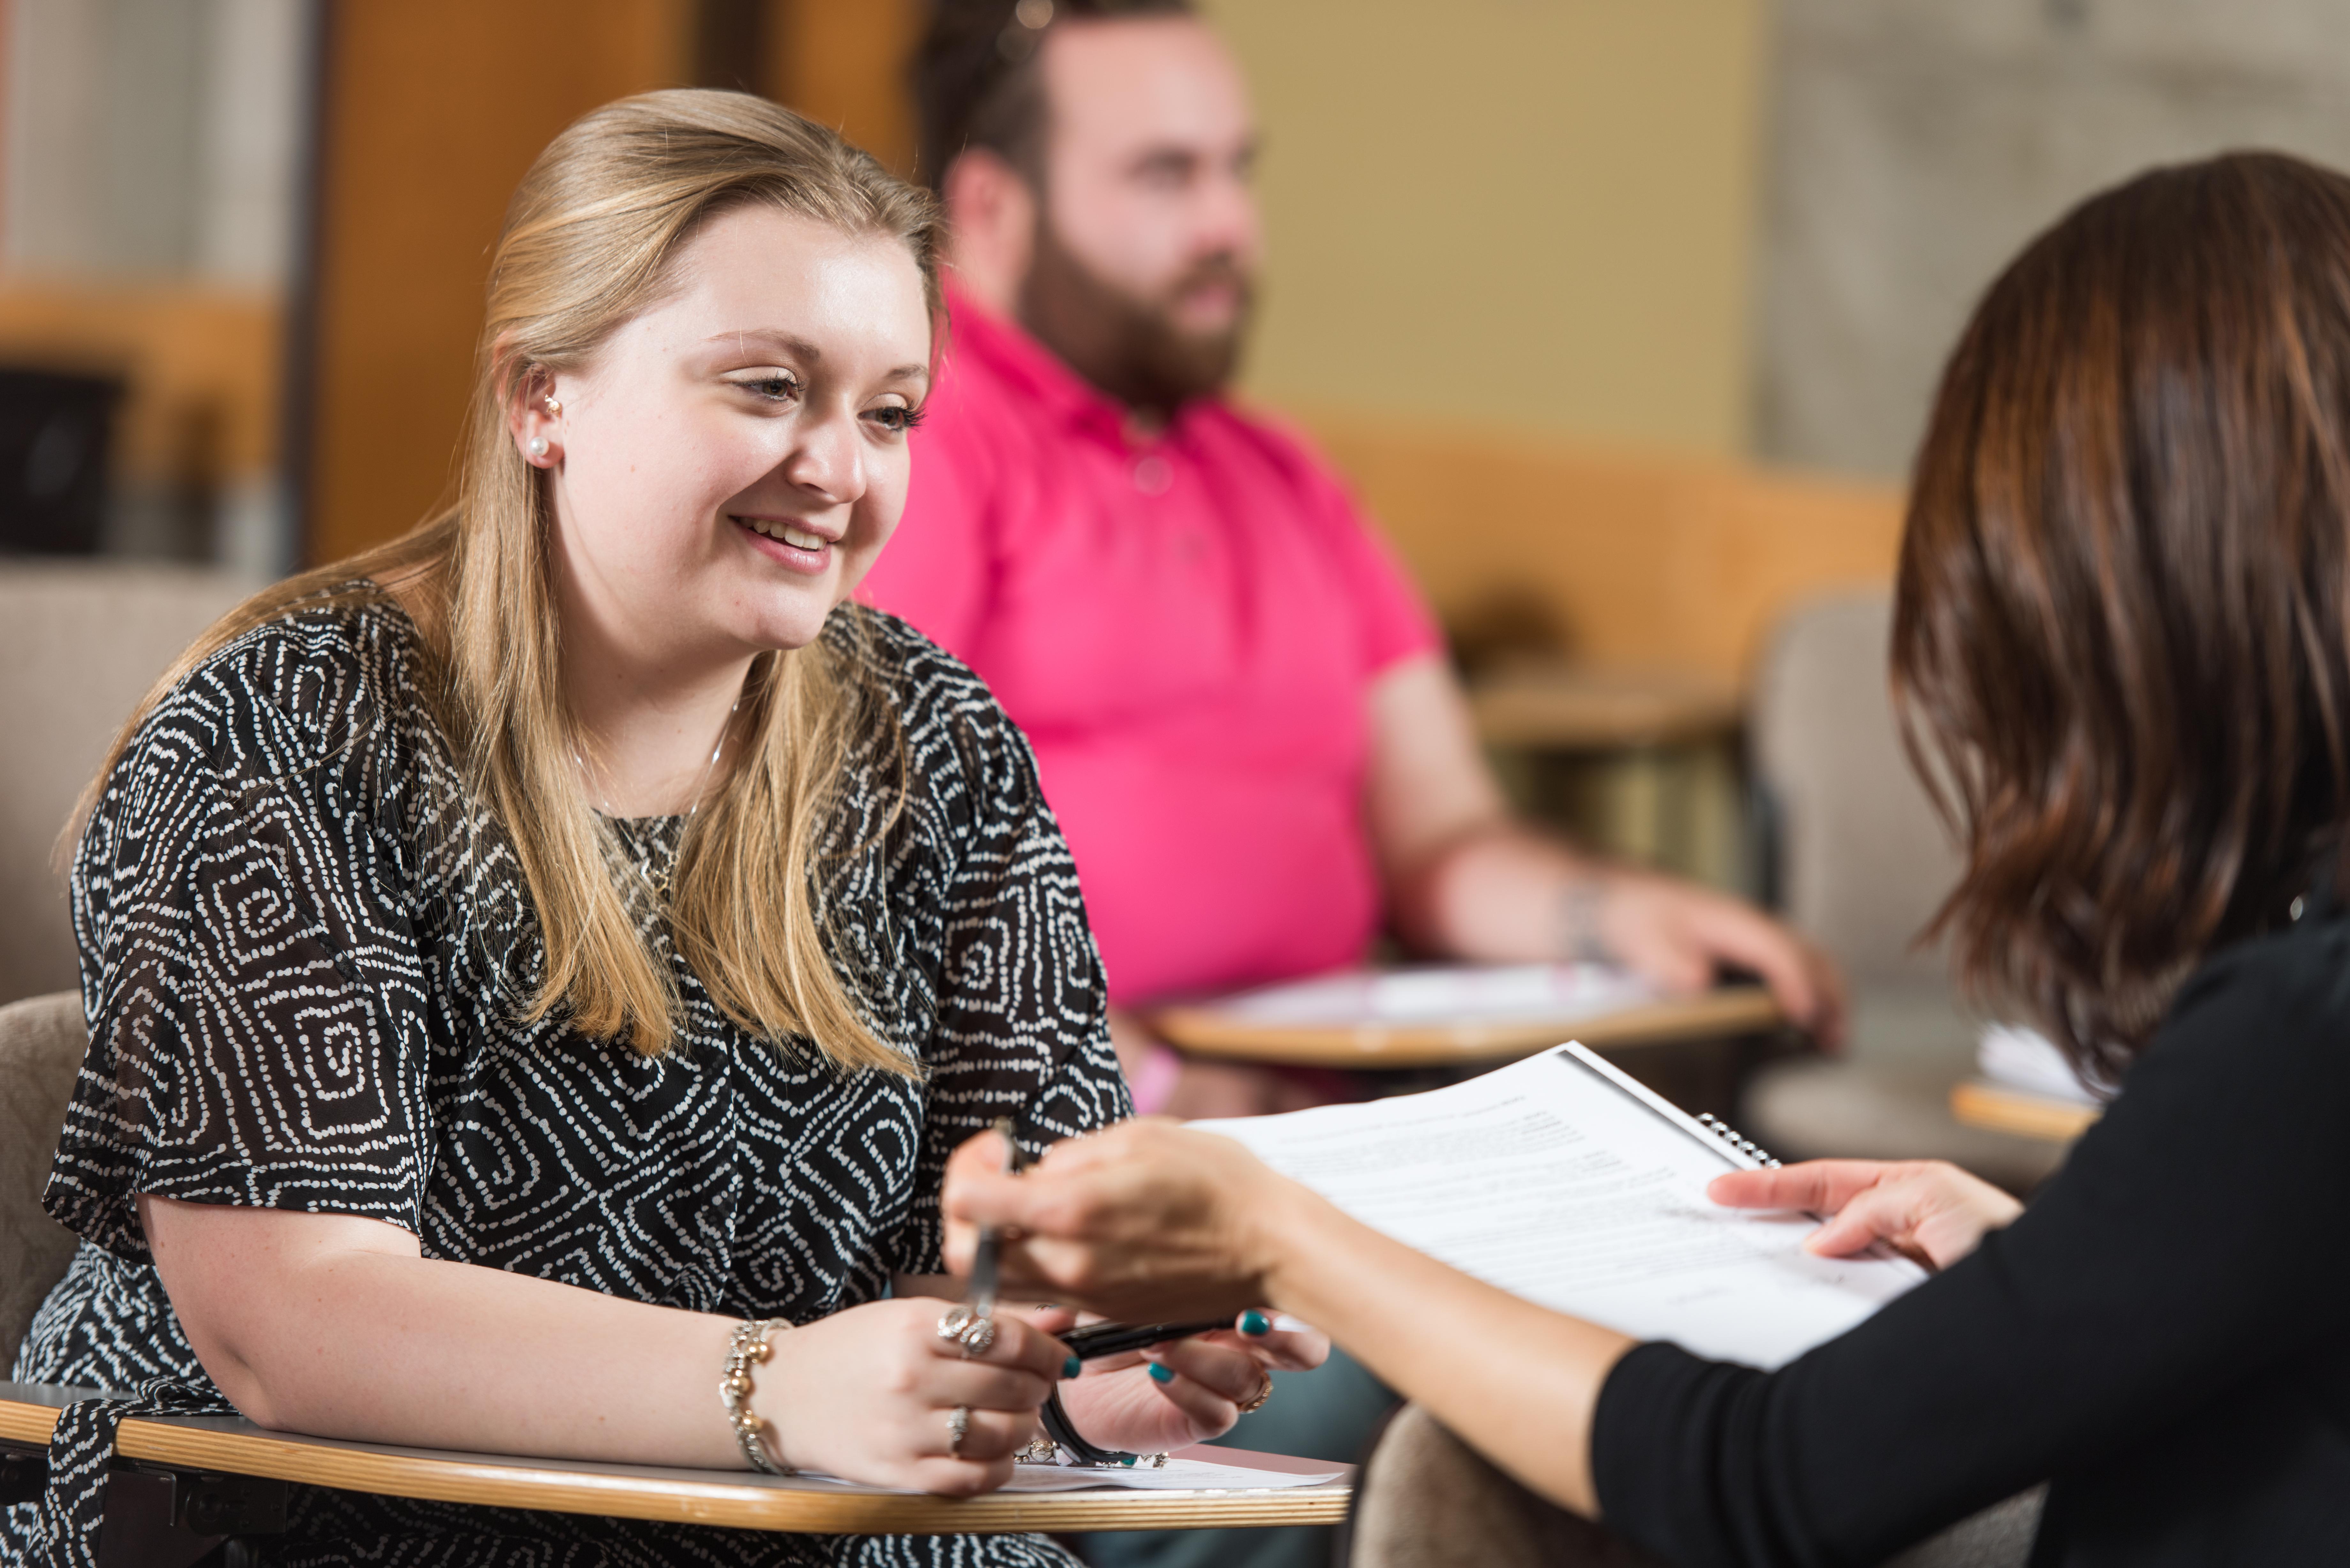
[1347,1402,2040,1568]
[0,562,254,1004]
[1749,590,1961,987]
[0,991,87,1366]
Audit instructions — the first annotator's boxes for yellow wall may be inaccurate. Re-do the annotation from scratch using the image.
[1205,0,1767,457]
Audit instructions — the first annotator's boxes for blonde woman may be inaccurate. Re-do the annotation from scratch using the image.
[5,92,1317,1567]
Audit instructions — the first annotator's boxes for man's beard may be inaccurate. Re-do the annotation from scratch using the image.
[1016,216,1253,420]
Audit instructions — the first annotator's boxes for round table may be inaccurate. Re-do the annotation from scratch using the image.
[1152,981,1783,1071]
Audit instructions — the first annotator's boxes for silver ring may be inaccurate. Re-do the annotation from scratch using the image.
[946,1404,973,1458]
[936,1303,996,1359]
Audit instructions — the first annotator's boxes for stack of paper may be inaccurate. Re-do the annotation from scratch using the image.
[1197,1045,1927,1369]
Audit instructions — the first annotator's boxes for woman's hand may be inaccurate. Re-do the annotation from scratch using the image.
[757,1297,1068,1495]
[1708,1159,2024,1272]
[943,1121,1293,1321]
[1054,1312,1329,1455]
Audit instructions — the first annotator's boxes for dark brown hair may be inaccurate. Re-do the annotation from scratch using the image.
[1894,151,2350,1085]
[911,0,1195,191]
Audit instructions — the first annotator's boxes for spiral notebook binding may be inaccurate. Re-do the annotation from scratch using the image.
[1695,1112,1782,1168]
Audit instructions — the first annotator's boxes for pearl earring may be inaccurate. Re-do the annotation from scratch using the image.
[526,436,550,459]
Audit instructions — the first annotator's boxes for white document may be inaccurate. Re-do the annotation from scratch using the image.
[1209,963,1655,1028]
[802,1454,1342,1494]
[1001,1455,1343,1492]
[1978,1022,2102,1105]
[1194,1044,1927,1369]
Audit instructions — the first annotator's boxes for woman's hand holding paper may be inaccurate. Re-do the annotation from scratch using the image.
[947,1125,1328,1453]
[1707,1158,2023,1272]
[944,1120,1298,1321]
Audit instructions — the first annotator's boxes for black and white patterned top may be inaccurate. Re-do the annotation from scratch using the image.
[5,596,1126,1568]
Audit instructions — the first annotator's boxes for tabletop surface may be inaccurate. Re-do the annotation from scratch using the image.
[1153,976,1784,1068]
[1948,1079,2102,1143]
[0,1383,1352,1535]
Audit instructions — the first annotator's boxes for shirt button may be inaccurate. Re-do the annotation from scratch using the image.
[1133,455,1172,495]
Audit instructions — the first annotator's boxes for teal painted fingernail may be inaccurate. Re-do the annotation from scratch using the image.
[1240,1310,1270,1337]
[1063,1356,1081,1379]
[1121,1452,1138,1466]
[1148,1361,1175,1384]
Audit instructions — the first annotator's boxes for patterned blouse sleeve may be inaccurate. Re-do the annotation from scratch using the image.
[44,618,436,1262]
[877,624,1131,1278]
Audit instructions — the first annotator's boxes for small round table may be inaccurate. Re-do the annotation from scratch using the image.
[1151,969,1783,1072]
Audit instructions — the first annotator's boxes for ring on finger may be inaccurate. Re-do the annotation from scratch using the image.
[1236,1373,1274,1414]
[946,1405,973,1458]
[935,1304,998,1359]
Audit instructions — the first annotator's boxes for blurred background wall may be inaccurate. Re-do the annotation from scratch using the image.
[0,0,311,575]
[11,2,2350,585]
[1208,0,1765,458]
[12,0,2350,901]
[1758,0,2350,479]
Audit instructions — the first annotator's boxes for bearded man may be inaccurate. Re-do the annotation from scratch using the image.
[869,0,1842,1110]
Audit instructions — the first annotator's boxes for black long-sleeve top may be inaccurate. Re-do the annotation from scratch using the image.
[1593,898,2350,1567]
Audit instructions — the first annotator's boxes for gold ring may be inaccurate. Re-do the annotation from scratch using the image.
[947,1405,973,1457]
[1236,1374,1274,1414]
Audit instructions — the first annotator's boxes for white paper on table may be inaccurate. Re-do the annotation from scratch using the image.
[1977,1022,2103,1105]
[1194,1044,1928,1369]
[798,1457,1342,1494]
[998,1456,1345,1492]
[1205,963,1656,1028]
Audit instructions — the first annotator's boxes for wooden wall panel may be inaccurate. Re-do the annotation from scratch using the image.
[305,0,694,563]
[1301,412,1905,686]
[764,0,922,179]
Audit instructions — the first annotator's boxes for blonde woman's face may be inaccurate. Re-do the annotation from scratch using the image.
[534,204,932,660]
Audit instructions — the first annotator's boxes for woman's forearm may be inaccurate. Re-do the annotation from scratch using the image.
[1253,1180,1635,1517]
[144,1197,742,1466]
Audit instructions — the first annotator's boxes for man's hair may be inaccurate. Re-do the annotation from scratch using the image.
[912,0,1196,192]
[1894,151,2350,1083]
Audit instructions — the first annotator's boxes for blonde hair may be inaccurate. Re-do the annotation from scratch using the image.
[77,91,943,1074]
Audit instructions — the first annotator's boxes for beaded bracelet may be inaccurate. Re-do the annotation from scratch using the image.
[721,1318,794,1474]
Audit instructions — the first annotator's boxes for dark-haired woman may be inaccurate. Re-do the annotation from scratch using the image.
[942,149,2350,1566]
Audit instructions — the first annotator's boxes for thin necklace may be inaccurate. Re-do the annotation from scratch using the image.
[576,695,742,895]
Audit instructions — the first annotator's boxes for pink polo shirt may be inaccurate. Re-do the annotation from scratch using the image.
[860,293,1441,1005]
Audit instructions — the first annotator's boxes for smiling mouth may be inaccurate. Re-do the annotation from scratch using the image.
[735,516,831,551]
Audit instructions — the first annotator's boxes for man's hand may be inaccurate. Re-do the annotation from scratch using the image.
[1591,869,1849,1050]
[1366,656,1848,1050]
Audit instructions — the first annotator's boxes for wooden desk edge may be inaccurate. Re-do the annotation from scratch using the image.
[1152,985,1785,1068]
[0,1395,1350,1533]
[1948,1079,2101,1143]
